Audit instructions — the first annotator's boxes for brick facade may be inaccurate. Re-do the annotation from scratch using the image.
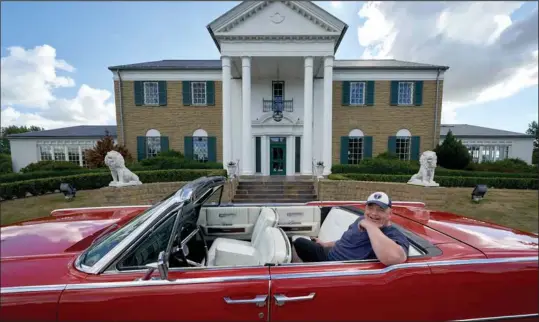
[114,80,223,162]
[331,80,444,164]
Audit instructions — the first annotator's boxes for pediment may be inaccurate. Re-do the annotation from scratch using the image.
[209,1,346,39]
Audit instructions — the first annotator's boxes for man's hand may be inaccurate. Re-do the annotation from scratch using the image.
[312,237,335,248]
[359,217,383,231]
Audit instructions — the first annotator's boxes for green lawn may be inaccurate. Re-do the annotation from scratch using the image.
[1,188,537,234]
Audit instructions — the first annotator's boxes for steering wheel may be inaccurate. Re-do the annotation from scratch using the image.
[172,225,208,267]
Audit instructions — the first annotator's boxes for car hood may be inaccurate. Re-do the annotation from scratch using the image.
[394,206,539,258]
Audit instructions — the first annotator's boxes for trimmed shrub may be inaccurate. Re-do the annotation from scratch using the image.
[434,130,471,170]
[0,169,227,200]
[375,151,400,160]
[0,169,108,183]
[466,159,537,173]
[20,160,83,173]
[0,153,12,174]
[157,149,184,158]
[137,156,223,170]
[328,173,538,190]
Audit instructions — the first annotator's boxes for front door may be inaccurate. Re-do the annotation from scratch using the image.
[270,137,286,175]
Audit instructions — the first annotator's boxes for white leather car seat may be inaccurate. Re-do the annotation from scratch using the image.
[291,207,422,257]
[205,207,278,266]
[213,226,291,266]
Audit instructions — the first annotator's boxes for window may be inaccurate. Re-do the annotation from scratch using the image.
[53,146,66,161]
[395,129,412,160]
[193,129,208,162]
[81,145,93,167]
[398,82,413,105]
[273,81,284,101]
[68,147,80,165]
[40,146,53,161]
[191,82,207,105]
[350,82,366,105]
[143,82,159,105]
[145,129,161,158]
[348,129,364,164]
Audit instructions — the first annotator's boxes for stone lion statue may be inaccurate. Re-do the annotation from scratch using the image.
[104,151,142,187]
[407,150,439,187]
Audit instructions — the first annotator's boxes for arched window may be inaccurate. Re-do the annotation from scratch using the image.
[192,129,208,162]
[348,129,364,164]
[396,129,411,160]
[146,129,161,158]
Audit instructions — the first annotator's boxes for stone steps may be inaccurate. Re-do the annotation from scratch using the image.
[232,179,317,204]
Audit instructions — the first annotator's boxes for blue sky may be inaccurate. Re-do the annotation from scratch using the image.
[1,1,537,133]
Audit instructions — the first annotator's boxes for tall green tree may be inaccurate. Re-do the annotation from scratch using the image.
[0,125,45,154]
[526,121,538,164]
[434,130,472,169]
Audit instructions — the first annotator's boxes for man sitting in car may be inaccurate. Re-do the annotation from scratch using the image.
[292,192,410,266]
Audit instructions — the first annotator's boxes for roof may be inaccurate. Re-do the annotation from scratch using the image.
[7,125,117,139]
[109,59,448,71]
[440,124,533,139]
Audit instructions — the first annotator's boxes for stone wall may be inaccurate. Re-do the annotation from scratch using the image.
[319,180,452,207]
[95,181,233,206]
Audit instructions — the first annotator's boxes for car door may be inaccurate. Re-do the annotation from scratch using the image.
[58,266,271,322]
[268,260,433,321]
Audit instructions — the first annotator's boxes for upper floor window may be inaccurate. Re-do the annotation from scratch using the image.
[143,82,159,105]
[273,81,284,101]
[350,82,366,105]
[396,129,412,160]
[191,82,207,105]
[398,82,414,105]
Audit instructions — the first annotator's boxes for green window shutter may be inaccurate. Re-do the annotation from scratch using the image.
[363,136,373,159]
[137,136,146,161]
[411,136,421,160]
[255,137,261,173]
[184,136,193,159]
[414,81,423,106]
[158,81,167,106]
[134,81,144,106]
[365,81,375,106]
[208,136,217,162]
[340,136,349,164]
[390,81,399,106]
[160,136,169,152]
[388,136,397,154]
[182,81,192,106]
[295,136,301,173]
[206,81,215,106]
[341,81,350,106]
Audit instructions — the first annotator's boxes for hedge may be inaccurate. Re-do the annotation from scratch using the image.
[0,169,103,183]
[332,162,537,179]
[328,173,538,190]
[135,157,223,170]
[0,169,227,200]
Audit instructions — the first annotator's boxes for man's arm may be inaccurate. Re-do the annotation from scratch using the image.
[363,225,407,266]
[313,238,336,248]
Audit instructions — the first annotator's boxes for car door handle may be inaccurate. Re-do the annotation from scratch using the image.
[273,293,316,306]
[224,295,268,307]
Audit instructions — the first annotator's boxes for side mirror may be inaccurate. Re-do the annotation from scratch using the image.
[139,251,169,281]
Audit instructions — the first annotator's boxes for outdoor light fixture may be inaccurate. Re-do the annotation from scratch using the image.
[60,183,76,201]
[471,184,487,203]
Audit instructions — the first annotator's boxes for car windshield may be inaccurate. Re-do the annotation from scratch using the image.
[79,191,178,268]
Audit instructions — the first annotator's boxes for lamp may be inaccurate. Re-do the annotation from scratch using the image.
[471,184,487,202]
[60,183,76,201]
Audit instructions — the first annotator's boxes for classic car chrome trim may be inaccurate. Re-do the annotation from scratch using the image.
[0,284,67,294]
[315,200,426,206]
[51,205,150,214]
[453,313,539,321]
[270,256,539,280]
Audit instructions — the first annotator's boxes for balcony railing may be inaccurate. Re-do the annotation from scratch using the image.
[262,99,294,113]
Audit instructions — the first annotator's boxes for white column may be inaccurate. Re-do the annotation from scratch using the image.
[222,56,232,168]
[287,135,295,176]
[241,56,253,175]
[301,56,314,175]
[322,56,334,175]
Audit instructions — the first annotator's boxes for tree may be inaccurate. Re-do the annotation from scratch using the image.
[84,131,132,168]
[434,130,472,169]
[526,121,538,164]
[0,125,45,154]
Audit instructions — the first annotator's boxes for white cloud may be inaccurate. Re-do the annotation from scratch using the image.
[0,45,115,129]
[356,2,539,123]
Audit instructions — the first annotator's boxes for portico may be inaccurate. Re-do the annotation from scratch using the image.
[208,1,347,176]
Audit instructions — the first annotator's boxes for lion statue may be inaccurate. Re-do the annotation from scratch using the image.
[104,151,142,187]
[407,150,439,187]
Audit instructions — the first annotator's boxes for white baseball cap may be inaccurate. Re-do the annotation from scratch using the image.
[366,192,392,209]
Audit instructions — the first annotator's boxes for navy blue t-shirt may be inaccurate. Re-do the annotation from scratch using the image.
[327,217,410,261]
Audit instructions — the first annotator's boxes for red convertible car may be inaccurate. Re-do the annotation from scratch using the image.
[1,176,537,321]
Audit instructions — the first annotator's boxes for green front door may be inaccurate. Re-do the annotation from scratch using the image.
[270,137,286,175]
